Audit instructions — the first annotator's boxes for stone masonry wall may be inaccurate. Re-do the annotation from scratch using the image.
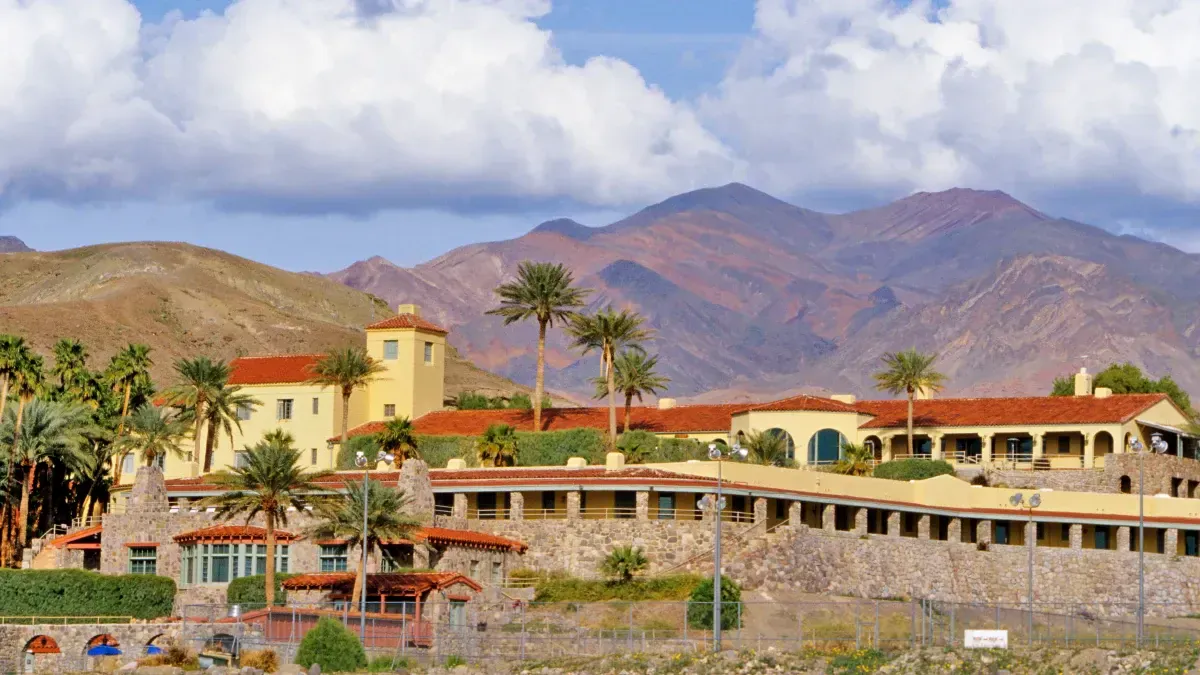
[967,454,1200,496]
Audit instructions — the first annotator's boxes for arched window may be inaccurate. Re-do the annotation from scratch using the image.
[1119,476,1132,494]
[763,428,796,463]
[808,429,846,465]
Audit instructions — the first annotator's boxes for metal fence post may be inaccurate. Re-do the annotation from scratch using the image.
[874,602,880,648]
[683,602,688,648]
[950,604,956,647]
[519,601,526,662]
[627,603,633,653]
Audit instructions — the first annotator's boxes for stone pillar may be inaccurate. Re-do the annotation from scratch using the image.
[976,520,992,545]
[886,511,900,537]
[930,434,944,461]
[1117,526,1131,551]
[821,504,835,532]
[947,518,962,542]
[1032,434,1044,461]
[1083,434,1095,469]
[700,493,718,522]
[917,515,931,539]
[853,508,868,535]
[636,491,651,521]
[452,493,468,519]
[981,435,993,467]
[566,491,582,520]
[413,544,431,569]
[508,492,524,520]
[753,497,768,525]
[398,459,435,519]
[1069,524,1083,549]
[1165,529,1179,556]
[127,467,169,513]
[880,435,894,463]
[789,501,804,530]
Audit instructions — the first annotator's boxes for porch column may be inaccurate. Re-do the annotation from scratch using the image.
[753,497,768,526]
[1165,529,1179,556]
[980,434,993,467]
[700,493,719,522]
[1083,434,1095,469]
[636,491,651,521]
[917,515,931,539]
[566,491,582,520]
[1117,526,1131,551]
[789,501,804,531]
[930,434,944,461]
[1032,434,1044,461]
[880,434,894,463]
[853,508,867,535]
[886,511,900,537]
[976,520,992,545]
[452,493,468,519]
[821,504,835,532]
[947,518,962,542]
[1069,524,1083,550]
[509,492,524,520]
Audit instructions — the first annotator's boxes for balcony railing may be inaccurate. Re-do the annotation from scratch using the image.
[441,506,758,523]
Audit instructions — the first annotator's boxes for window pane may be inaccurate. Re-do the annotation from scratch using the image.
[383,340,398,360]
[312,397,319,414]
[424,342,433,364]
[384,404,396,418]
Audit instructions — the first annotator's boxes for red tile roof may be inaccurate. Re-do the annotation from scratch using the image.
[283,572,480,594]
[227,354,322,386]
[341,404,742,440]
[855,393,1169,429]
[739,395,861,414]
[49,524,102,548]
[173,525,298,544]
[365,313,449,334]
[414,526,527,553]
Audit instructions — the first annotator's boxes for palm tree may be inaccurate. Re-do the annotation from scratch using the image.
[567,308,654,449]
[0,335,27,424]
[164,357,230,473]
[600,544,649,582]
[831,442,874,476]
[200,384,261,474]
[309,348,385,451]
[378,417,419,463]
[743,429,791,467]
[7,352,44,488]
[873,349,947,457]
[204,435,333,606]
[476,423,518,468]
[0,399,90,548]
[106,343,153,439]
[593,351,670,433]
[50,339,92,402]
[307,479,421,606]
[487,262,590,433]
[114,404,189,469]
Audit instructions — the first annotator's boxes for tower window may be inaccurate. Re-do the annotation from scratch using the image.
[383,340,398,360]
[384,404,396,418]
[424,342,433,364]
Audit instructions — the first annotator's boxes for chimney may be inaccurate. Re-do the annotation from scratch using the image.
[605,452,626,470]
[657,398,677,410]
[1074,367,1093,396]
[830,394,857,405]
[915,387,933,401]
[397,303,420,316]
[1094,387,1113,399]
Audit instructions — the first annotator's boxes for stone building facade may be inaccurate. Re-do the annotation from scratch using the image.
[977,452,1200,496]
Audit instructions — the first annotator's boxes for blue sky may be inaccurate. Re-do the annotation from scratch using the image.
[3,0,1200,271]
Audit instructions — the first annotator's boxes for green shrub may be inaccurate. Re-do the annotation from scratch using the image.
[415,434,475,468]
[368,654,412,671]
[239,649,279,672]
[872,458,955,481]
[617,431,659,463]
[686,577,743,630]
[337,434,382,470]
[600,545,649,582]
[0,569,174,619]
[514,428,605,466]
[226,573,295,607]
[534,574,702,603]
[294,617,367,672]
[445,655,467,668]
[649,438,708,463]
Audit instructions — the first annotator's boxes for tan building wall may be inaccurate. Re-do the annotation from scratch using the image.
[365,325,445,423]
[731,410,865,466]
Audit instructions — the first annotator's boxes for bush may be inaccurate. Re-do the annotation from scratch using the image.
[139,642,197,669]
[294,617,367,672]
[872,458,955,481]
[616,431,659,463]
[600,545,649,582]
[369,654,413,671]
[226,573,295,607]
[534,574,702,603]
[514,428,605,466]
[686,577,743,630]
[445,655,467,668]
[650,438,708,463]
[337,434,382,469]
[0,569,174,619]
[240,649,279,672]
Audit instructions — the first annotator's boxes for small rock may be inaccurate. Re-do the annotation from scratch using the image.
[307,664,321,675]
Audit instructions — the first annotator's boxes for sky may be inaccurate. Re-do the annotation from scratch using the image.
[3,0,1200,271]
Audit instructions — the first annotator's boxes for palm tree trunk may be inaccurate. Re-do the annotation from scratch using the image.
[623,392,633,434]
[534,321,547,433]
[605,346,617,449]
[193,400,206,473]
[17,462,34,550]
[264,510,277,607]
[0,374,9,423]
[340,389,352,449]
[0,504,10,566]
[350,547,365,607]
[9,398,26,494]
[112,382,133,486]
[202,422,218,473]
[906,389,915,457]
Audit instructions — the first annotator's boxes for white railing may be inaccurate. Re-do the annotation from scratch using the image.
[452,506,758,523]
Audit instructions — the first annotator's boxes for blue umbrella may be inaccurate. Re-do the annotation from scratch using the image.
[87,645,121,656]
[146,646,163,655]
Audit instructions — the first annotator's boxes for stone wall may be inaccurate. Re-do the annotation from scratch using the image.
[0,622,238,674]
[965,453,1200,496]
[725,525,1200,617]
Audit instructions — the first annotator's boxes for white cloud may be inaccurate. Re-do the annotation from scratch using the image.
[0,0,736,210]
[705,0,1200,204]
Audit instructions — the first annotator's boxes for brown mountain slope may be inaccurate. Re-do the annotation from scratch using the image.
[0,242,538,400]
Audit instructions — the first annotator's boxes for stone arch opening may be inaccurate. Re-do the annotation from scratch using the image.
[145,633,169,656]
[1120,475,1133,494]
[24,636,60,654]
[762,428,796,465]
[863,435,884,461]
[204,633,238,657]
[807,428,846,465]
[1094,431,1114,461]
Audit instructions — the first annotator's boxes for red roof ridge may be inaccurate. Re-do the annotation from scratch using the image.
[173,524,297,544]
[49,524,103,548]
[364,313,449,334]
[230,353,325,360]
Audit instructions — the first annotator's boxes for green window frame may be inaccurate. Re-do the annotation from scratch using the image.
[128,547,157,575]
[449,600,466,628]
[179,543,290,586]
[320,544,348,572]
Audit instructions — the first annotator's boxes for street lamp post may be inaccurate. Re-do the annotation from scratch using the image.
[1009,492,1041,645]
[1130,433,1169,646]
[354,450,394,644]
[697,441,747,652]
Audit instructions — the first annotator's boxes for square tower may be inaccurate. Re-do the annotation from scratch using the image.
[363,304,448,421]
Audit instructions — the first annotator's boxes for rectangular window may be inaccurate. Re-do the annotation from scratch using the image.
[434,493,454,516]
[235,452,250,469]
[237,403,252,421]
[541,491,556,514]
[1058,435,1071,453]
[1036,523,1045,541]
[476,492,498,519]
[128,547,157,575]
[319,545,348,572]
[312,397,319,415]
[449,601,466,628]
[382,545,414,572]
[1061,524,1071,542]
[424,342,434,364]
[276,399,294,420]
[994,522,1010,546]
[210,544,231,583]
[122,453,136,476]
[469,560,480,579]
[1095,526,1111,550]
[384,404,396,418]
[1186,531,1199,557]
[657,492,676,519]
[492,561,503,584]
[156,452,166,470]
[311,448,318,465]
[383,340,398,360]
[614,491,636,519]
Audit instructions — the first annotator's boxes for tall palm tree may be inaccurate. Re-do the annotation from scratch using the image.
[50,339,92,402]
[476,423,518,468]
[307,480,421,606]
[873,349,947,457]
[114,404,189,469]
[487,262,590,433]
[743,429,791,467]
[105,344,153,483]
[309,348,385,452]
[378,417,419,463]
[7,353,45,488]
[568,308,654,449]
[200,384,261,474]
[204,435,333,606]
[593,351,670,433]
[0,399,90,548]
[164,357,230,473]
[0,335,27,424]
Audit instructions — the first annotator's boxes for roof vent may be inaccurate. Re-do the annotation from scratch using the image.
[397,303,420,316]
[566,457,588,469]
[1074,367,1094,396]
[606,452,625,470]
[658,398,677,410]
[446,458,466,470]
[1094,387,1112,399]
[830,394,857,405]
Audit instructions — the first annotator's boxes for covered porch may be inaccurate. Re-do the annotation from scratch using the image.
[865,428,1122,470]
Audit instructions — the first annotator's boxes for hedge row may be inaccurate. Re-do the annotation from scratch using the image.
[872,458,955,481]
[226,573,296,607]
[0,569,175,619]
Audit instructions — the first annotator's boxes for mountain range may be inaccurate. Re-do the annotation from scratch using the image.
[328,184,1200,402]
